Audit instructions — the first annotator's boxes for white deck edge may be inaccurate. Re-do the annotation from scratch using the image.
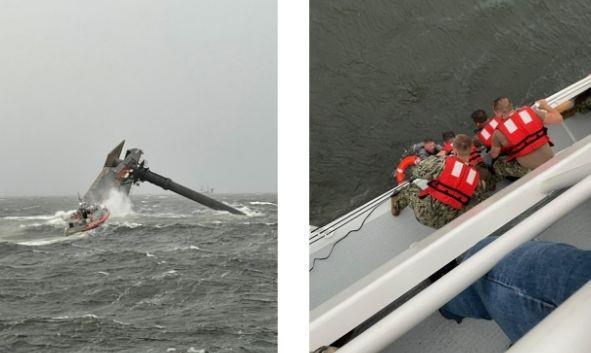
[310,136,591,351]
[337,175,591,352]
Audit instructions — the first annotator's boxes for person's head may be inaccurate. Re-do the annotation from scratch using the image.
[470,109,488,129]
[493,96,513,118]
[452,134,473,159]
[423,138,436,153]
[441,131,456,144]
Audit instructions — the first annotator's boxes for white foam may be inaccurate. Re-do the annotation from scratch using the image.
[5,210,70,227]
[111,221,143,229]
[101,189,134,218]
[153,269,178,279]
[17,232,89,246]
[236,206,264,217]
[146,252,156,258]
[98,271,109,276]
[249,201,277,206]
[187,348,205,353]
[52,315,70,320]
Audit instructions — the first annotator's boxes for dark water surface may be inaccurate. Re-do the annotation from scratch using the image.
[0,194,277,353]
[310,0,591,225]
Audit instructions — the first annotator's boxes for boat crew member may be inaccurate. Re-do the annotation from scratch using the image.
[471,108,504,151]
[391,134,486,229]
[490,97,563,178]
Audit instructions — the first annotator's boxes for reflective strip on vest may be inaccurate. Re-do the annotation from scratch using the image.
[466,169,477,185]
[480,129,491,141]
[504,119,518,133]
[519,110,533,124]
[451,161,463,177]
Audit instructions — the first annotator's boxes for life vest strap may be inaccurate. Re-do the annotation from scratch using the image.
[419,179,471,206]
[509,127,548,156]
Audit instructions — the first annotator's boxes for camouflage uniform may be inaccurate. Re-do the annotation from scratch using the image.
[492,157,530,179]
[473,162,498,203]
[393,156,486,229]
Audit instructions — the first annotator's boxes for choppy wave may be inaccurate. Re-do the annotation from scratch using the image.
[0,194,276,352]
[4,210,71,225]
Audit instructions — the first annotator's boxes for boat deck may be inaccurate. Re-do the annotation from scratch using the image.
[385,197,591,353]
[310,100,591,352]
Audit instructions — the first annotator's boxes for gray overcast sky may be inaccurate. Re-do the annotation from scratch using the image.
[0,0,276,196]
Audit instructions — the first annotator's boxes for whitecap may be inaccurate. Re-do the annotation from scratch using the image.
[153,269,178,279]
[187,348,205,353]
[249,201,277,206]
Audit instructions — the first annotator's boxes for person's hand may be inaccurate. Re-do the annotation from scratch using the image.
[480,180,487,189]
[536,99,552,111]
[436,150,446,157]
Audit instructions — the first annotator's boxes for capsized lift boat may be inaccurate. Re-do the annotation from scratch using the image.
[310,74,591,353]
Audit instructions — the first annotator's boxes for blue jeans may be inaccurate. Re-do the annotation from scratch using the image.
[440,236,591,342]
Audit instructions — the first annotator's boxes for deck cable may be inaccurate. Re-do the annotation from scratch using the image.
[309,195,392,272]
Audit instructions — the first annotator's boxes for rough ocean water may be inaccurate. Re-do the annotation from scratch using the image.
[310,0,591,226]
[0,193,277,353]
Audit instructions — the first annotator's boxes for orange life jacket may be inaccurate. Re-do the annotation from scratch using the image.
[476,117,503,149]
[419,156,480,209]
[395,155,421,184]
[496,106,550,160]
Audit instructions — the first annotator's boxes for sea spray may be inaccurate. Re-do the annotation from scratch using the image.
[101,189,134,217]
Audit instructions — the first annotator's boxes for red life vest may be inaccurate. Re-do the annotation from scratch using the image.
[442,142,454,154]
[419,156,480,209]
[469,146,484,167]
[476,117,503,149]
[496,106,550,160]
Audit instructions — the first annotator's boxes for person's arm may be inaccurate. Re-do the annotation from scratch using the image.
[466,179,487,210]
[535,99,563,125]
[489,131,502,159]
[473,135,483,149]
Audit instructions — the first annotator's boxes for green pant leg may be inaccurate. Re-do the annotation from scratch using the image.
[393,184,421,211]
[413,195,461,229]
[493,158,529,178]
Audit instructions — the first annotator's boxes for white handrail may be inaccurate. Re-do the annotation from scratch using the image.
[544,74,591,107]
[337,175,591,353]
[506,281,591,353]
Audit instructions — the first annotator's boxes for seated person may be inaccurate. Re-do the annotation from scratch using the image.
[439,236,591,343]
[391,134,486,229]
[490,97,563,178]
[471,108,503,151]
